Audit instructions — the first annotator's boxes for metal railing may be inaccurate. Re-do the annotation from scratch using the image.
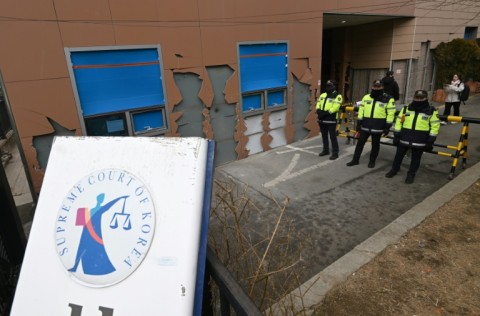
[202,246,263,316]
[0,97,13,140]
[0,161,26,315]
[335,105,480,180]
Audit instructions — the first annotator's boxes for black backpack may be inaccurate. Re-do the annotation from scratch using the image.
[459,84,470,102]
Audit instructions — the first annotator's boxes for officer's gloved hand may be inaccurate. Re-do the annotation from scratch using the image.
[393,132,400,146]
[356,120,363,131]
[317,110,327,121]
[425,136,436,152]
[383,123,392,136]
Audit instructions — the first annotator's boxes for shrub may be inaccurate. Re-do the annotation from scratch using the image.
[433,38,480,88]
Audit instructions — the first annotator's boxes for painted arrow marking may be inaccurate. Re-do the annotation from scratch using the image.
[263,145,356,188]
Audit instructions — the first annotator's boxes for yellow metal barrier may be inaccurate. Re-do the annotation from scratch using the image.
[334,105,479,180]
[335,104,358,144]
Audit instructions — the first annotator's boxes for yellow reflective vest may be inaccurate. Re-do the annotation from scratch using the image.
[394,104,440,147]
[358,93,396,134]
[316,92,343,124]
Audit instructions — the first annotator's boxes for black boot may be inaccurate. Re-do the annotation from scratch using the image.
[346,160,359,166]
[368,161,375,168]
[329,153,339,160]
[405,174,415,184]
[319,151,330,157]
[385,170,397,178]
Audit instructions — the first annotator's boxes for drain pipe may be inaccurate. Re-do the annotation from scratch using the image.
[430,62,437,99]
[405,16,418,104]
[405,58,413,104]
[421,40,431,90]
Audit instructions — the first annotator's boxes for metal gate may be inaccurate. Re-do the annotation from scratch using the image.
[350,68,387,103]
[0,91,12,140]
[0,161,26,315]
[0,71,36,314]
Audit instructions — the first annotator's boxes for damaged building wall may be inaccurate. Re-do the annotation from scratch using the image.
[0,0,326,191]
[1,0,457,192]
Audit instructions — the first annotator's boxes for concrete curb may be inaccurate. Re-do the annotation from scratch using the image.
[268,160,480,315]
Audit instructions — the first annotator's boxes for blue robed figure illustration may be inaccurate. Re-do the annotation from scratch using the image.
[69,194,130,275]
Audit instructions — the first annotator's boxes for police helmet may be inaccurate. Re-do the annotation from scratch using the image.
[372,79,383,88]
[413,90,428,101]
[326,80,336,89]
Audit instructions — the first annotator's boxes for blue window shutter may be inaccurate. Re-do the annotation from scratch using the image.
[71,49,165,117]
[267,90,285,107]
[132,109,165,133]
[239,43,288,93]
[242,94,262,112]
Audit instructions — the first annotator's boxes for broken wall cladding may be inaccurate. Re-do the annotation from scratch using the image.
[163,42,320,158]
[169,67,275,160]
[1,11,324,193]
[32,118,76,170]
[20,52,314,192]
[25,58,315,192]
[167,61,316,162]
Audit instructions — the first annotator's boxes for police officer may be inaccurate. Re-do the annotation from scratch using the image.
[385,90,440,184]
[381,70,400,101]
[346,79,396,168]
[316,80,343,160]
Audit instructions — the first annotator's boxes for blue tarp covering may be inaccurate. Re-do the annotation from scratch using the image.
[239,43,287,93]
[132,109,165,133]
[71,49,165,117]
[242,94,262,112]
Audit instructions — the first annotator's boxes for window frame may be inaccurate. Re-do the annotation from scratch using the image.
[65,45,169,137]
[464,26,478,40]
[237,41,289,117]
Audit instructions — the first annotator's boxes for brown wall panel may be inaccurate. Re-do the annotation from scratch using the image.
[308,57,322,94]
[155,0,199,20]
[197,68,214,107]
[200,21,322,66]
[105,24,204,70]
[156,28,204,70]
[290,58,311,85]
[59,22,116,47]
[0,21,68,82]
[53,0,112,21]
[113,24,161,46]
[5,79,80,138]
[234,105,248,159]
[224,64,239,104]
[350,21,393,69]
[197,27,240,66]
[2,0,56,20]
[337,0,415,15]
[110,0,159,21]
[391,19,416,60]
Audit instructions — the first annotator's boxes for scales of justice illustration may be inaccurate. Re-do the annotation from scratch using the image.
[11,137,215,316]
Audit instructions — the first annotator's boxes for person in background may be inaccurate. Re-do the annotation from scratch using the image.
[385,90,440,184]
[442,73,464,125]
[346,80,396,168]
[316,80,343,160]
[381,70,400,101]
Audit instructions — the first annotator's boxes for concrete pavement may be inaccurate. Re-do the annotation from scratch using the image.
[214,93,480,314]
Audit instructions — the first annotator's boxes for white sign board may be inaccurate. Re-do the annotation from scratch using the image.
[11,136,214,316]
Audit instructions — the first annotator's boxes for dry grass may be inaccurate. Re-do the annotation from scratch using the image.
[206,177,480,316]
[208,178,312,313]
[314,181,480,316]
